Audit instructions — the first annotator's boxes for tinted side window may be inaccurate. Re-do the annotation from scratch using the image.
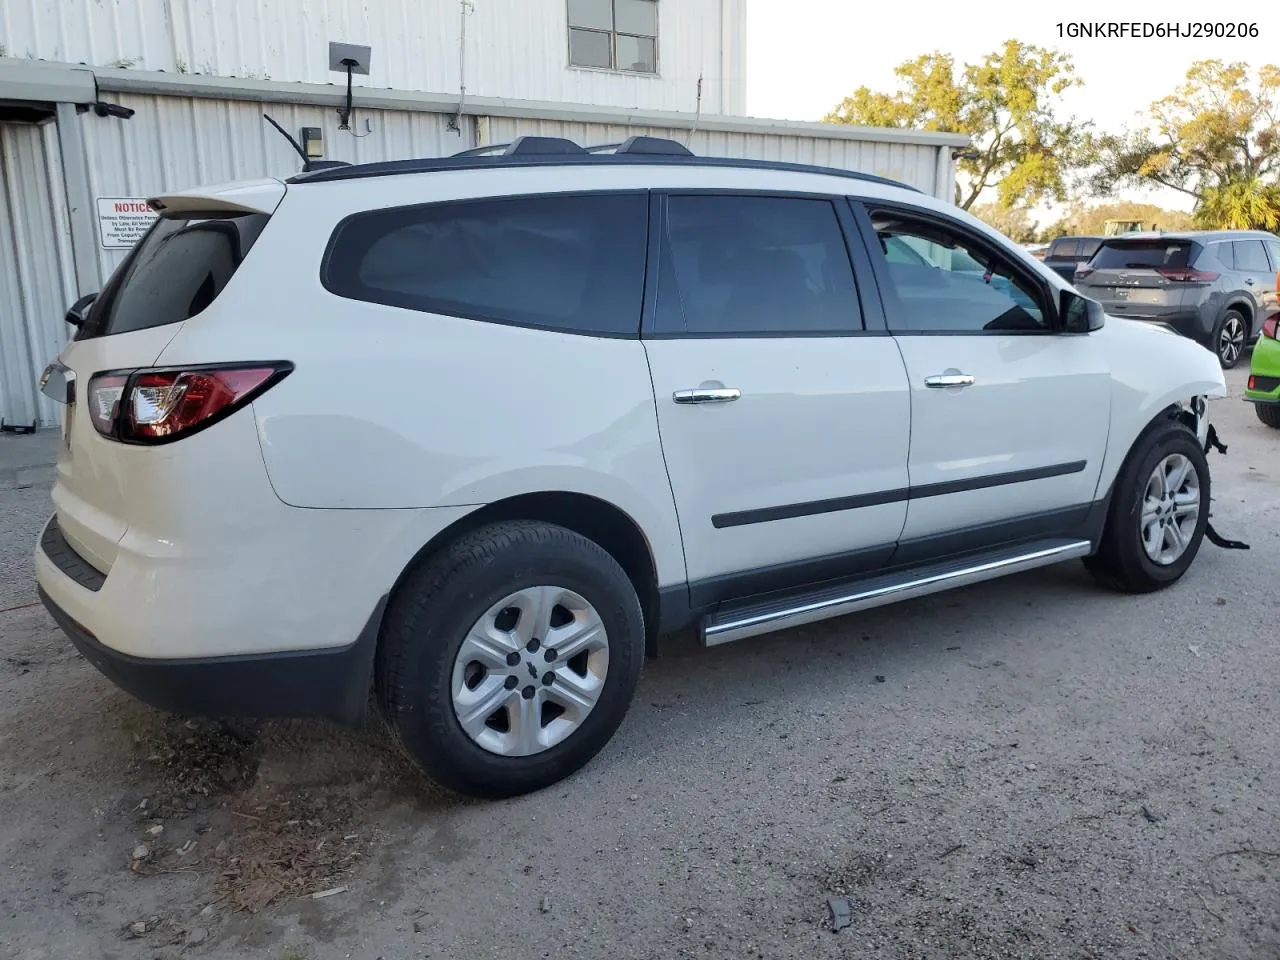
[1203,242,1233,269]
[82,214,268,339]
[1233,239,1270,272]
[868,210,1048,334]
[651,195,862,336]
[1049,239,1079,258]
[323,193,648,336]
[1266,240,1280,270]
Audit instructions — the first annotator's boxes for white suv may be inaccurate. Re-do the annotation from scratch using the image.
[35,136,1228,798]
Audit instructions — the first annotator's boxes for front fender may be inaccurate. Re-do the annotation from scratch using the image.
[1094,317,1227,496]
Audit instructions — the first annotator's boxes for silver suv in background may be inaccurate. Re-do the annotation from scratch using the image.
[1074,231,1280,368]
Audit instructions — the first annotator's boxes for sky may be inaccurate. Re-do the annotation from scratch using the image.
[745,0,1277,223]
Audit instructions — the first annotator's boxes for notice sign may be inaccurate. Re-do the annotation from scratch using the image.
[97,198,159,249]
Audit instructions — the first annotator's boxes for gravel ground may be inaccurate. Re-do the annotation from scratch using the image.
[1,365,1277,960]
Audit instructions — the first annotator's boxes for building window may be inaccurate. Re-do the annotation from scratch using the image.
[568,0,657,74]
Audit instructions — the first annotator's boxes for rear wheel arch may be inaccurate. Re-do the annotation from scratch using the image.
[383,492,661,655]
[1223,299,1254,333]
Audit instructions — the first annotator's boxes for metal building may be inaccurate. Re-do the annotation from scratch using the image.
[0,1,967,428]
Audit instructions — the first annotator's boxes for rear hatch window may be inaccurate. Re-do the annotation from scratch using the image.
[1089,240,1193,271]
[78,212,269,340]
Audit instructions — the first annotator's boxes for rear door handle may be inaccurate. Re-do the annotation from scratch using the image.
[673,387,741,404]
[923,374,975,388]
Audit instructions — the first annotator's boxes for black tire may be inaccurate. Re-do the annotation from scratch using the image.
[1212,309,1249,369]
[1256,403,1280,429]
[375,520,644,799]
[1084,419,1211,593]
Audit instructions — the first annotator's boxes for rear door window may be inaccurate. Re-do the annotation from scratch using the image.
[322,192,648,337]
[1233,239,1270,272]
[649,194,863,336]
[81,213,269,339]
[1090,241,1192,270]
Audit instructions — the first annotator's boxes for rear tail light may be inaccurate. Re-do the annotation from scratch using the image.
[1155,267,1219,282]
[1262,317,1278,340]
[86,362,292,444]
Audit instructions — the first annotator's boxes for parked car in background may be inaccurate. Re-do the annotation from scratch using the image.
[1043,236,1104,282]
[1074,230,1280,369]
[1244,310,1280,427]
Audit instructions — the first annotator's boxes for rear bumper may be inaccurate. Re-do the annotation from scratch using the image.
[38,582,385,726]
[1246,338,1280,401]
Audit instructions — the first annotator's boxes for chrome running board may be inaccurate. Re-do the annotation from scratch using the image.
[702,539,1092,646]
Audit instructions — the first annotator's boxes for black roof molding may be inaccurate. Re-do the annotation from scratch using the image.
[288,152,923,193]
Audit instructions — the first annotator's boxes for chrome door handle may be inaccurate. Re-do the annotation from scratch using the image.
[923,374,975,388]
[673,387,741,404]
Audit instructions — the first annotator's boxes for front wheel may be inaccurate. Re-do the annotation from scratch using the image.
[1084,421,1210,593]
[1213,309,1248,369]
[376,520,645,798]
[1256,403,1280,429]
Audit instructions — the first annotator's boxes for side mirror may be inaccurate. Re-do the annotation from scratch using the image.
[1060,289,1105,333]
[65,293,96,328]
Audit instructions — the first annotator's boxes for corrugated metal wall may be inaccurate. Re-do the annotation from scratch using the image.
[0,121,77,429]
[82,93,468,276]
[481,116,945,197]
[1,0,742,114]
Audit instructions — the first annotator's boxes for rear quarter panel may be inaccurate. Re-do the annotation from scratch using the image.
[151,173,687,589]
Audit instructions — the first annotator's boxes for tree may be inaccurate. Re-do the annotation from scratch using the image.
[825,40,1088,211]
[1041,201,1195,239]
[1090,61,1280,228]
[970,203,1040,242]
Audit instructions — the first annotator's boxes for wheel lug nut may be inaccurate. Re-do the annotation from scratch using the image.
[544,648,557,662]
[521,685,536,700]
[527,638,540,653]
[504,675,518,690]
[542,672,555,685]
[505,652,520,667]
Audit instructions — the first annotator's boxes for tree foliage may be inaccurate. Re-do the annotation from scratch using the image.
[825,40,1087,210]
[1090,61,1280,228]
[969,203,1040,243]
[1041,202,1195,240]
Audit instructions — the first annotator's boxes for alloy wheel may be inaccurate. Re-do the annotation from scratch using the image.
[1140,453,1201,565]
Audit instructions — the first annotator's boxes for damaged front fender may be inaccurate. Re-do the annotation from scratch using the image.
[1172,396,1250,551]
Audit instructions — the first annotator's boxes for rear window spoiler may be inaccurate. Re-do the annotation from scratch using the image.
[148,179,286,217]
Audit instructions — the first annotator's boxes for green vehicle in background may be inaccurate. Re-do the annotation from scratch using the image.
[1245,312,1280,427]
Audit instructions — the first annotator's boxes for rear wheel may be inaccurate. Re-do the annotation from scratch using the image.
[376,520,644,798]
[1213,309,1248,368]
[1256,403,1280,429]
[1084,421,1210,593]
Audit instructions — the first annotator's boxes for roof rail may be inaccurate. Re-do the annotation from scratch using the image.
[504,136,586,156]
[614,135,693,156]
[288,153,924,194]
[451,144,510,157]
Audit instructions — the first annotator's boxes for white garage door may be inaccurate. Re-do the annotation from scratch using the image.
[0,119,77,430]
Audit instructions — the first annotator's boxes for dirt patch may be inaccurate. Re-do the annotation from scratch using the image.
[213,782,368,912]
[122,713,419,920]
